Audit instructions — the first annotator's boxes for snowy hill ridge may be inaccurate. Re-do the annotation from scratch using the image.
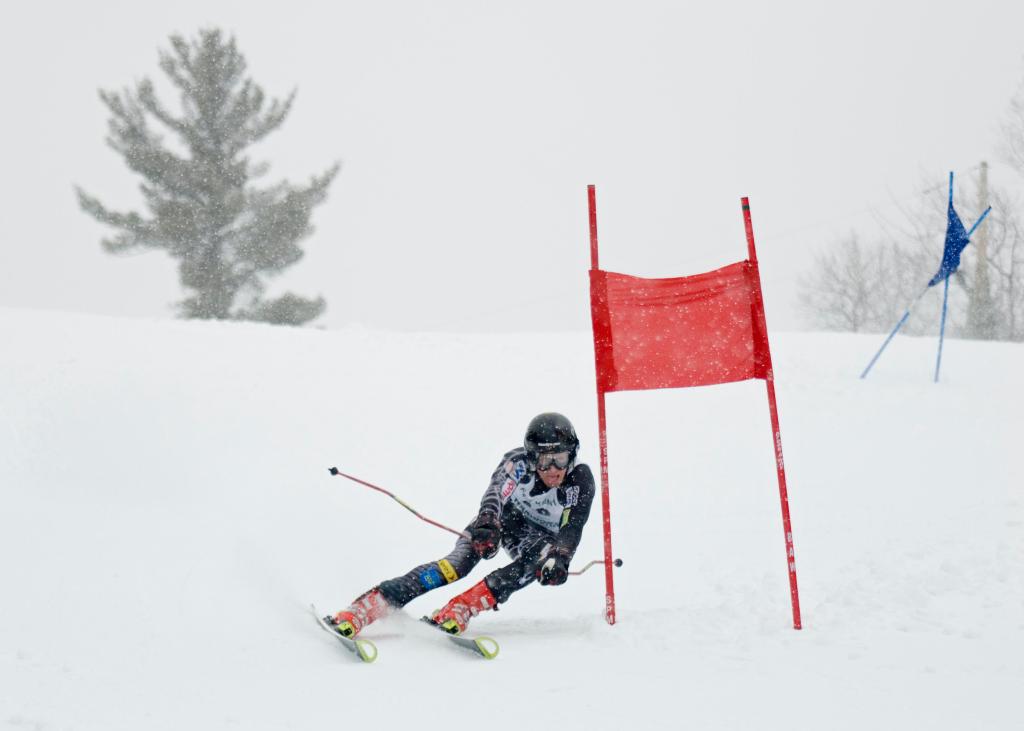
[1,307,1021,731]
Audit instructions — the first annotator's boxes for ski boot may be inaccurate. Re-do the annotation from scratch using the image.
[325,587,391,638]
[428,580,497,635]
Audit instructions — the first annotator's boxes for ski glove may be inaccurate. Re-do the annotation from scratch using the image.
[469,511,501,559]
[537,546,571,586]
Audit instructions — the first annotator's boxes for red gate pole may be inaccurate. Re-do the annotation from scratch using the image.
[589,184,617,625]
[741,197,803,630]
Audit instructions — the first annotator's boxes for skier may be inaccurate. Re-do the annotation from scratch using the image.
[326,412,595,636]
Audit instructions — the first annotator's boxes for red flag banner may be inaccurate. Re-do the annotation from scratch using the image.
[586,189,801,630]
[590,261,770,393]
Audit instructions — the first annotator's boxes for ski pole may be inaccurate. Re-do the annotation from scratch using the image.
[328,467,471,540]
[569,557,623,576]
[329,468,625,574]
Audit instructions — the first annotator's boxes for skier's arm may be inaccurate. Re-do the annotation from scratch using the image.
[476,456,509,518]
[552,463,596,559]
[535,464,596,586]
[466,451,519,559]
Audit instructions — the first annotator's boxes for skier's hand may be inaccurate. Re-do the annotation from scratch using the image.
[469,511,501,559]
[537,548,570,586]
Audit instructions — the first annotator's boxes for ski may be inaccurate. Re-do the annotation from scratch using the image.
[310,604,378,663]
[419,616,500,659]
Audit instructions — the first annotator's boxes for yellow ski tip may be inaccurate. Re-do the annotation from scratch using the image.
[473,636,500,660]
[353,638,379,663]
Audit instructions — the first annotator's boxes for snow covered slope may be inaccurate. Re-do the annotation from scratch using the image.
[1,308,1021,730]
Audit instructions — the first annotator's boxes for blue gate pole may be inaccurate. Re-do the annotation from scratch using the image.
[934,274,951,383]
[860,287,927,379]
[861,312,912,379]
[966,207,992,238]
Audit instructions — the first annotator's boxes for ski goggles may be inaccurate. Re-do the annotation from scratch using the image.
[535,451,571,471]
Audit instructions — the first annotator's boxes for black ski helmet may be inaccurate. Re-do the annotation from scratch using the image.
[524,413,579,465]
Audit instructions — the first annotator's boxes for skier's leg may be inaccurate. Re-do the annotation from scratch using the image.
[482,530,551,603]
[325,585,392,637]
[377,535,480,608]
[427,530,552,634]
[428,578,499,634]
[328,536,479,637]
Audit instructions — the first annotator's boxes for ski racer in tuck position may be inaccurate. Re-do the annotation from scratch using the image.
[325,412,596,636]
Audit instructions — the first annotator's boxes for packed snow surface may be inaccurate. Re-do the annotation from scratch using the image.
[1,308,1021,730]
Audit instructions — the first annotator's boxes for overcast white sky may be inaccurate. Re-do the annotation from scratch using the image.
[4,0,1024,331]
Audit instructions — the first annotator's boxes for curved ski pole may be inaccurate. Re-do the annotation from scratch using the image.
[569,557,623,576]
[328,467,471,540]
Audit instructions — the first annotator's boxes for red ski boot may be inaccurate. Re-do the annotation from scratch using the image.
[429,580,497,635]
[326,588,391,638]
